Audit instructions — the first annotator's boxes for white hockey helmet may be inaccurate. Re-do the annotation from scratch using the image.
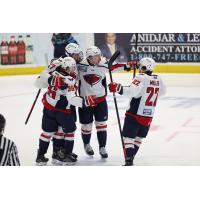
[65,43,81,55]
[86,46,101,58]
[48,57,63,72]
[65,43,83,63]
[60,57,77,78]
[139,57,156,72]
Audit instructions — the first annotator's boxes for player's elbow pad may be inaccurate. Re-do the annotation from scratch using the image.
[34,76,48,89]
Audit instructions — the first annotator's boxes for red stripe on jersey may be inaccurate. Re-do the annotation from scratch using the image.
[126,112,152,127]
[42,95,72,114]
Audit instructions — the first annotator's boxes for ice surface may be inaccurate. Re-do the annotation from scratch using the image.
[0,73,200,166]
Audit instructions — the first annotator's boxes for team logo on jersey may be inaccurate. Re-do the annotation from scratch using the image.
[83,74,102,86]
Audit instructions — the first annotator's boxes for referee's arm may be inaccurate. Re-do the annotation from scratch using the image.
[8,143,20,166]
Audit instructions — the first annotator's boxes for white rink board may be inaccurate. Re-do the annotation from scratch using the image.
[0,73,200,166]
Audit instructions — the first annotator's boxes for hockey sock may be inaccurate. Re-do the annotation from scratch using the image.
[81,133,91,145]
[53,138,64,152]
[39,132,53,155]
[81,124,93,145]
[39,139,50,155]
[52,129,65,152]
[125,148,135,158]
[133,137,142,157]
[97,131,107,147]
[64,133,75,154]
[123,137,135,158]
[81,128,92,145]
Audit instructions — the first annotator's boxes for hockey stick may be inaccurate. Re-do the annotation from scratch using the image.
[108,50,126,159]
[133,33,138,78]
[25,89,41,124]
[25,54,49,125]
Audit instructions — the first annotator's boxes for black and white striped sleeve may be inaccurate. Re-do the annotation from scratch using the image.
[0,135,20,166]
[8,143,20,166]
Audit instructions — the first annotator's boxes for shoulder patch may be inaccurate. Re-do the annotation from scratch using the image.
[77,64,88,72]
[132,79,141,86]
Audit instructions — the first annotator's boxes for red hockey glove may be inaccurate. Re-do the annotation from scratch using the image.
[108,82,122,93]
[84,95,98,107]
[126,60,139,70]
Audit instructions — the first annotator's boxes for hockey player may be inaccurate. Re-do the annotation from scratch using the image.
[36,57,70,165]
[51,43,83,164]
[65,43,83,64]
[108,57,166,166]
[35,56,97,165]
[77,46,134,158]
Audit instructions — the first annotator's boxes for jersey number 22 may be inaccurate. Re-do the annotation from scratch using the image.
[145,87,159,107]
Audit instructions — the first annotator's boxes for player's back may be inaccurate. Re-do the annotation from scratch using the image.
[127,73,166,119]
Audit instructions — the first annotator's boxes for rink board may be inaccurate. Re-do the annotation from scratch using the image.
[0,63,200,76]
[0,65,45,76]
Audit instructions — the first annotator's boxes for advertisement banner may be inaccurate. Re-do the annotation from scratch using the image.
[94,33,200,62]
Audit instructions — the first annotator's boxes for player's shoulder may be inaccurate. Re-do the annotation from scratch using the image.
[138,73,160,80]
[151,73,164,82]
[77,59,89,72]
[98,57,108,68]
[135,73,146,81]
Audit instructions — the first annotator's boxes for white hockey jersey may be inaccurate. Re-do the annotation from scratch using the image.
[77,57,125,98]
[123,73,166,120]
[35,70,84,111]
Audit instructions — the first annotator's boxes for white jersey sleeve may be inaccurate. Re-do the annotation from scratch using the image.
[122,75,144,98]
[66,85,84,108]
[98,57,126,73]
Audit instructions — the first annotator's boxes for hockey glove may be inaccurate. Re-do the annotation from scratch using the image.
[108,82,122,94]
[84,95,98,107]
[125,60,139,71]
